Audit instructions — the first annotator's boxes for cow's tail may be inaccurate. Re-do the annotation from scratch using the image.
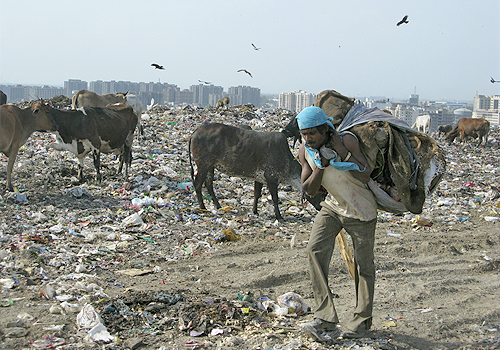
[71,91,80,110]
[446,123,459,140]
[483,121,491,145]
[188,136,195,183]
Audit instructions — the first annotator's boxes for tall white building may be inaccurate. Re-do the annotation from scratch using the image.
[279,92,295,111]
[391,104,420,126]
[278,90,316,112]
[473,95,500,126]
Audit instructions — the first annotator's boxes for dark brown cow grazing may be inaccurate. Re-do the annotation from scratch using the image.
[0,91,6,105]
[35,102,137,182]
[0,102,55,190]
[445,118,490,146]
[189,123,304,221]
[437,124,452,137]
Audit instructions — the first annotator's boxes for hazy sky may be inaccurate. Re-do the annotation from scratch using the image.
[1,1,499,101]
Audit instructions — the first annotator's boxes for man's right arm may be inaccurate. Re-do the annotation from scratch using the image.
[298,144,326,197]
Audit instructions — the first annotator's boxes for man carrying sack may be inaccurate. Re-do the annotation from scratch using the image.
[297,106,378,340]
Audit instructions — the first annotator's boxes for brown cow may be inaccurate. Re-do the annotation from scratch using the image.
[71,89,126,109]
[215,97,230,109]
[189,123,305,221]
[36,102,137,182]
[445,118,490,146]
[0,102,55,190]
[72,89,143,134]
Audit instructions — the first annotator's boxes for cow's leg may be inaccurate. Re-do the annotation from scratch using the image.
[118,147,131,177]
[204,167,221,209]
[118,155,124,174]
[193,166,209,210]
[92,150,102,183]
[266,178,283,221]
[460,131,465,144]
[122,146,132,178]
[5,150,18,191]
[253,181,263,214]
[77,157,85,182]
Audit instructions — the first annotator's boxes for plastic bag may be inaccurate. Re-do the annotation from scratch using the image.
[277,292,309,315]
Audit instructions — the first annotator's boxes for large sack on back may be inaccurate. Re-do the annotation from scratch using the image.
[314,91,446,214]
[314,90,355,127]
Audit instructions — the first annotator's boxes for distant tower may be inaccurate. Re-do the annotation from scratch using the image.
[409,87,419,105]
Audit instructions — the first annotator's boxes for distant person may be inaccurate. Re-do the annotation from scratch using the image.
[297,106,377,340]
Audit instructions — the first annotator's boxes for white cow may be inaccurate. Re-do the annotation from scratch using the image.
[412,115,432,134]
[124,94,143,134]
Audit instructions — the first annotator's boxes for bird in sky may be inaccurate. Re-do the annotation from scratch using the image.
[151,63,165,70]
[397,15,409,26]
[251,43,261,50]
[237,69,253,78]
[198,80,212,84]
[491,77,499,83]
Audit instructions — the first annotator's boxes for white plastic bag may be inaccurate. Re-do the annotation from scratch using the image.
[76,304,103,329]
[277,292,310,314]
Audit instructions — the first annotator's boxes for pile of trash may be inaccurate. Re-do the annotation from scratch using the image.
[0,100,499,349]
[18,95,72,109]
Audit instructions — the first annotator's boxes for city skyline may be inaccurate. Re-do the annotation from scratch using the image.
[1,1,498,102]
[5,78,500,128]
[0,78,263,108]
[0,78,480,103]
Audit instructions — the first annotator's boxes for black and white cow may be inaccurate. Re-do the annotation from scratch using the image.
[35,102,137,181]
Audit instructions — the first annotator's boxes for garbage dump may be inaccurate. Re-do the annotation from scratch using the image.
[0,96,499,349]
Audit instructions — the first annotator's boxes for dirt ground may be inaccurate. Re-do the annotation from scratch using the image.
[0,104,499,350]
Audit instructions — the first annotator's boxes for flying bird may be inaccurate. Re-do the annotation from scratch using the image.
[198,80,212,84]
[237,69,253,78]
[251,43,261,50]
[491,77,499,83]
[397,15,409,26]
[151,63,165,70]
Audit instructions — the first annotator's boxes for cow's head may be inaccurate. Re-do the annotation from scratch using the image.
[31,100,57,132]
[444,131,456,144]
[281,115,301,146]
[116,91,129,98]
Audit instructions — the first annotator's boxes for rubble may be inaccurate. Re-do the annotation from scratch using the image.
[0,98,499,349]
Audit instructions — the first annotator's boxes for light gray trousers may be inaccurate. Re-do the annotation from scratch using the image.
[306,205,377,332]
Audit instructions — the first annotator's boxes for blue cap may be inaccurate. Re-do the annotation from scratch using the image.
[296,106,334,130]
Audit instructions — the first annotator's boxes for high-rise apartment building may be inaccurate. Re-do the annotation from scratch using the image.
[64,79,87,97]
[278,90,315,112]
[227,85,260,107]
[391,104,420,126]
[473,94,500,126]
[409,94,419,105]
[279,92,295,111]
[190,84,224,107]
